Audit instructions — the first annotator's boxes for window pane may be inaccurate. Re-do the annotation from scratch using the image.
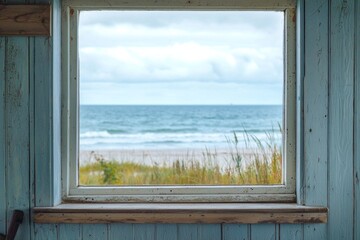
[78,11,284,186]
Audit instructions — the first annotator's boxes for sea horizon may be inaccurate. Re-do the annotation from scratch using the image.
[79,105,283,150]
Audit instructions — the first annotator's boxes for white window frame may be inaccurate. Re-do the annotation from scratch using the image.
[61,0,296,203]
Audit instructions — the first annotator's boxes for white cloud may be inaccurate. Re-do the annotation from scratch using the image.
[78,11,284,105]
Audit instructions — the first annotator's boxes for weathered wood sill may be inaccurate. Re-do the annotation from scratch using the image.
[33,203,327,224]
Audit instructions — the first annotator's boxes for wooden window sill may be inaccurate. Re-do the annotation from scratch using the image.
[33,203,327,224]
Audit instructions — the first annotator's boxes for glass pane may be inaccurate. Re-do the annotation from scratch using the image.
[78,11,284,186]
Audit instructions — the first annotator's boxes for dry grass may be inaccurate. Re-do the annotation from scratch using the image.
[79,132,282,185]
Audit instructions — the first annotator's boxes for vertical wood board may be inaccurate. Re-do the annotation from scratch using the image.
[279,224,307,240]
[295,0,305,206]
[198,224,221,240]
[156,224,178,240]
[303,224,326,240]
[51,0,62,206]
[109,223,133,240]
[303,1,329,238]
[0,36,6,236]
[222,224,248,240]
[303,0,329,206]
[177,224,198,240]
[133,224,155,240]
[354,0,360,238]
[34,36,53,207]
[279,224,302,240]
[59,224,81,240]
[82,224,108,240]
[5,37,31,240]
[329,0,355,239]
[250,224,276,240]
[28,34,36,240]
[34,224,58,240]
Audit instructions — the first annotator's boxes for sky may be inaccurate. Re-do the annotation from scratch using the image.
[79,11,284,105]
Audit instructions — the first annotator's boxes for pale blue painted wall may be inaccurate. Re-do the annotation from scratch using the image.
[0,0,359,239]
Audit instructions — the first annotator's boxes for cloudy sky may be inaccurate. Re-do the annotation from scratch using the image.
[79,11,284,105]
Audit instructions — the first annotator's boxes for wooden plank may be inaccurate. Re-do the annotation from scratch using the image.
[303,224,326,240]
[279,224,302,240]
[109,223,133,240]
[295,0,305,206]
[63,0,295,9]
[33,212,328,224]
[303,0,329,239]
[156,224,178,240]
[33,0,60,208]
[177,224,198,240]
[329,0,355,239]
[34,24,53,207]
[5,37,31,240]
[133,224,155,240]
[0,5,51,36]
[59,224,81,240]
[354,0,360,239]
[198,224,221,240]
[33,203,328,224]
[303,0,329,207]
[222,224,248,240]
[82,224,108,240]
[0,36,6,237]
[33,203,328,213]
[251,224,275,240]
[34,224,58,240]
[51,0,62,207]
[28,32,36,240]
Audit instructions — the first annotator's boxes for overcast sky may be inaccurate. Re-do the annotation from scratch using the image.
[79,11,284,105]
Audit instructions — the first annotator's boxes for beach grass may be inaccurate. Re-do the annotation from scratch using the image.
[79,132,282,185]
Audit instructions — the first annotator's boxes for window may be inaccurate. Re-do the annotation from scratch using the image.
[61,0,296,202]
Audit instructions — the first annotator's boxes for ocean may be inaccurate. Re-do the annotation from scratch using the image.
[80,105,282,150]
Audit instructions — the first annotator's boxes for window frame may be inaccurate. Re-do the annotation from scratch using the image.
[61,0,297,203]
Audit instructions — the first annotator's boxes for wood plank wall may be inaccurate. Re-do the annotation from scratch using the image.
[0,0,360,239]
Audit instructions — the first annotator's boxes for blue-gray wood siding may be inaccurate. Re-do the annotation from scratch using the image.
[0,0,360,239]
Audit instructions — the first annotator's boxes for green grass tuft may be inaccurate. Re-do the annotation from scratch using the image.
[79,131,282,186]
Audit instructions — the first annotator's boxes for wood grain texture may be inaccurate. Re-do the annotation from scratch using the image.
[177,224,198,240]
[279,224,302,240]
[34,32,53,207]
[354,0,360,239]
[295,0,305,206]
[59,224,81,240]
[329,0,355,239]
[156,224,178,240]
[33,203,328,224]
[0,36,6,236]
[303,0,329,239]
[251,224,275,240]
[222,224,249,240]
[0,5,51,36]
[198,224,221,240]
[63,0,295,9]
[5,37,31,240]
[34,224,58,240]
[82,224,107,240]
[303,0,329,206]
[51,0,62,207]
[28,35,36,240]
[133,224,155,240]
[109,223,133,240]
[33,0,60,208]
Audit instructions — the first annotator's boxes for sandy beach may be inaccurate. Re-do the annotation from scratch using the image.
[79,147,265,169]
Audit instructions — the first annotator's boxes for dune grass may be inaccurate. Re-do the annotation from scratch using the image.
[79,132,282,185]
